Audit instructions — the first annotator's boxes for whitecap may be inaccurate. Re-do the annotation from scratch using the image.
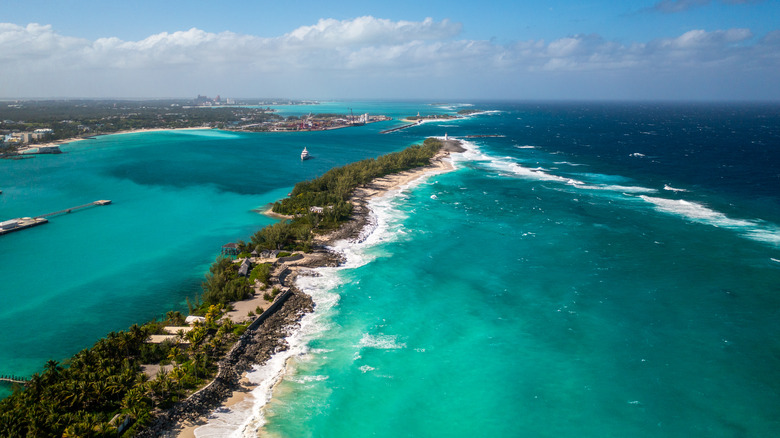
[639,195,780,247]
[286,374,329,384]
[576,184,657,194]
[663,184,688,193]
[359,365,375,373]
[358,333,406,350]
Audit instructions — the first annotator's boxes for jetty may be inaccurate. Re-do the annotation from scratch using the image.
[0,200,111,236]
[379,121,421,134]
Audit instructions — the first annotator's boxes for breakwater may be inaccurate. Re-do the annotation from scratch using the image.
[379,122,420,134]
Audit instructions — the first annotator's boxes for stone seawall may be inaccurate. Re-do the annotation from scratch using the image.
[137,289,313,437]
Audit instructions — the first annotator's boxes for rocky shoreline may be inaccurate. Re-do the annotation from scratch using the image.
[144,140,463,437]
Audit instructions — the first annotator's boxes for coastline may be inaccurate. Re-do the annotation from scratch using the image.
[168,139,464,437]
[16,126,213,152]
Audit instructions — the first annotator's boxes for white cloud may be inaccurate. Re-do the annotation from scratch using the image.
[0,18,778,99]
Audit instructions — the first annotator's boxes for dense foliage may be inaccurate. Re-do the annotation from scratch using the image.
[0,308,244,437]
[201,257,253,305]
[273,138,442,220]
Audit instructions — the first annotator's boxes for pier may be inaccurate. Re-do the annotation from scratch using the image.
[36,199,111,218]
[0,200,111,236]
[0,375,30,386]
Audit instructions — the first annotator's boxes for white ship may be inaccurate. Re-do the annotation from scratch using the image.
[301,147,311,160]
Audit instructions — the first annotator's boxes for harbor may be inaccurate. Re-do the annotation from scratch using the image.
[0,200,111,236]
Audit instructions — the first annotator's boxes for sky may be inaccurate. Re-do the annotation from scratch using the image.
[1,0,778,101]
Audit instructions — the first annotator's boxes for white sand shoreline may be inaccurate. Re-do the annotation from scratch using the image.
[16,126,213,152]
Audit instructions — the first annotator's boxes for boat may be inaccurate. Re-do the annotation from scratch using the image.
[301,147,311,160]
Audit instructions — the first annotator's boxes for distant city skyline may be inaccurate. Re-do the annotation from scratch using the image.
[1,0,778,100]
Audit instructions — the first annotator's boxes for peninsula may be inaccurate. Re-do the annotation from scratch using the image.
[0,137,465,437]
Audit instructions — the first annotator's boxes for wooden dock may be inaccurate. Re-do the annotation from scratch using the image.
[0,200,111,236]
[0,375,29,386]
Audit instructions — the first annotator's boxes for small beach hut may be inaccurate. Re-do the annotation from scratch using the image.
[238,258,252,277]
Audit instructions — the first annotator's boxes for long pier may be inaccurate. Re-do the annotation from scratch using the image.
[0,375,30,385]
[36,199,111,218]
[0,200,111,236]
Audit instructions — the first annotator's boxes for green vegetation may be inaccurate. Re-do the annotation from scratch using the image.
[0,308,247,437]
[200,257,253,306]
[273,137,442,220]
[248,263,272,287]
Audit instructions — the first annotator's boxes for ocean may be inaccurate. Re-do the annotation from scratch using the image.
[2,101,779,436]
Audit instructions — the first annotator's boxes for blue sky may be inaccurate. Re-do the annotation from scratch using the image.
[1,0,778,100]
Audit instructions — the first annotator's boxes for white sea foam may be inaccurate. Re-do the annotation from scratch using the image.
[358,333,406,349]
[554,161,588,167]
[286,374,329,384]
[574,184,657,194]
[194,255,350,437]
[515,145,537,149]
[639,196,780,247]
[663,184,688,193]
[463,141,657,196]
[359,365,375,373]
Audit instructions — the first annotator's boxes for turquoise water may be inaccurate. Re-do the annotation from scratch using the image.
[195,103,780,437]
[3,102,780,436]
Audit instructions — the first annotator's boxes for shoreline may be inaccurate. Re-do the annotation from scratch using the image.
[167,139,464,437]
[16,126,213,152]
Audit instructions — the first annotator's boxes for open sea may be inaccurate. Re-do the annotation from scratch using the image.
[2,101,779,436]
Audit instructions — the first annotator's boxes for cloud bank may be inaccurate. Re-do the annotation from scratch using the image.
[1,17,778,100]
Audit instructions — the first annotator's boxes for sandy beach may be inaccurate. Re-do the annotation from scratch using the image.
[16,126,212,152]
[165,139,464,438]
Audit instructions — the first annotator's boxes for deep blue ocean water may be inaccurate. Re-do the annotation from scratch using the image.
[2,101,780,437]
